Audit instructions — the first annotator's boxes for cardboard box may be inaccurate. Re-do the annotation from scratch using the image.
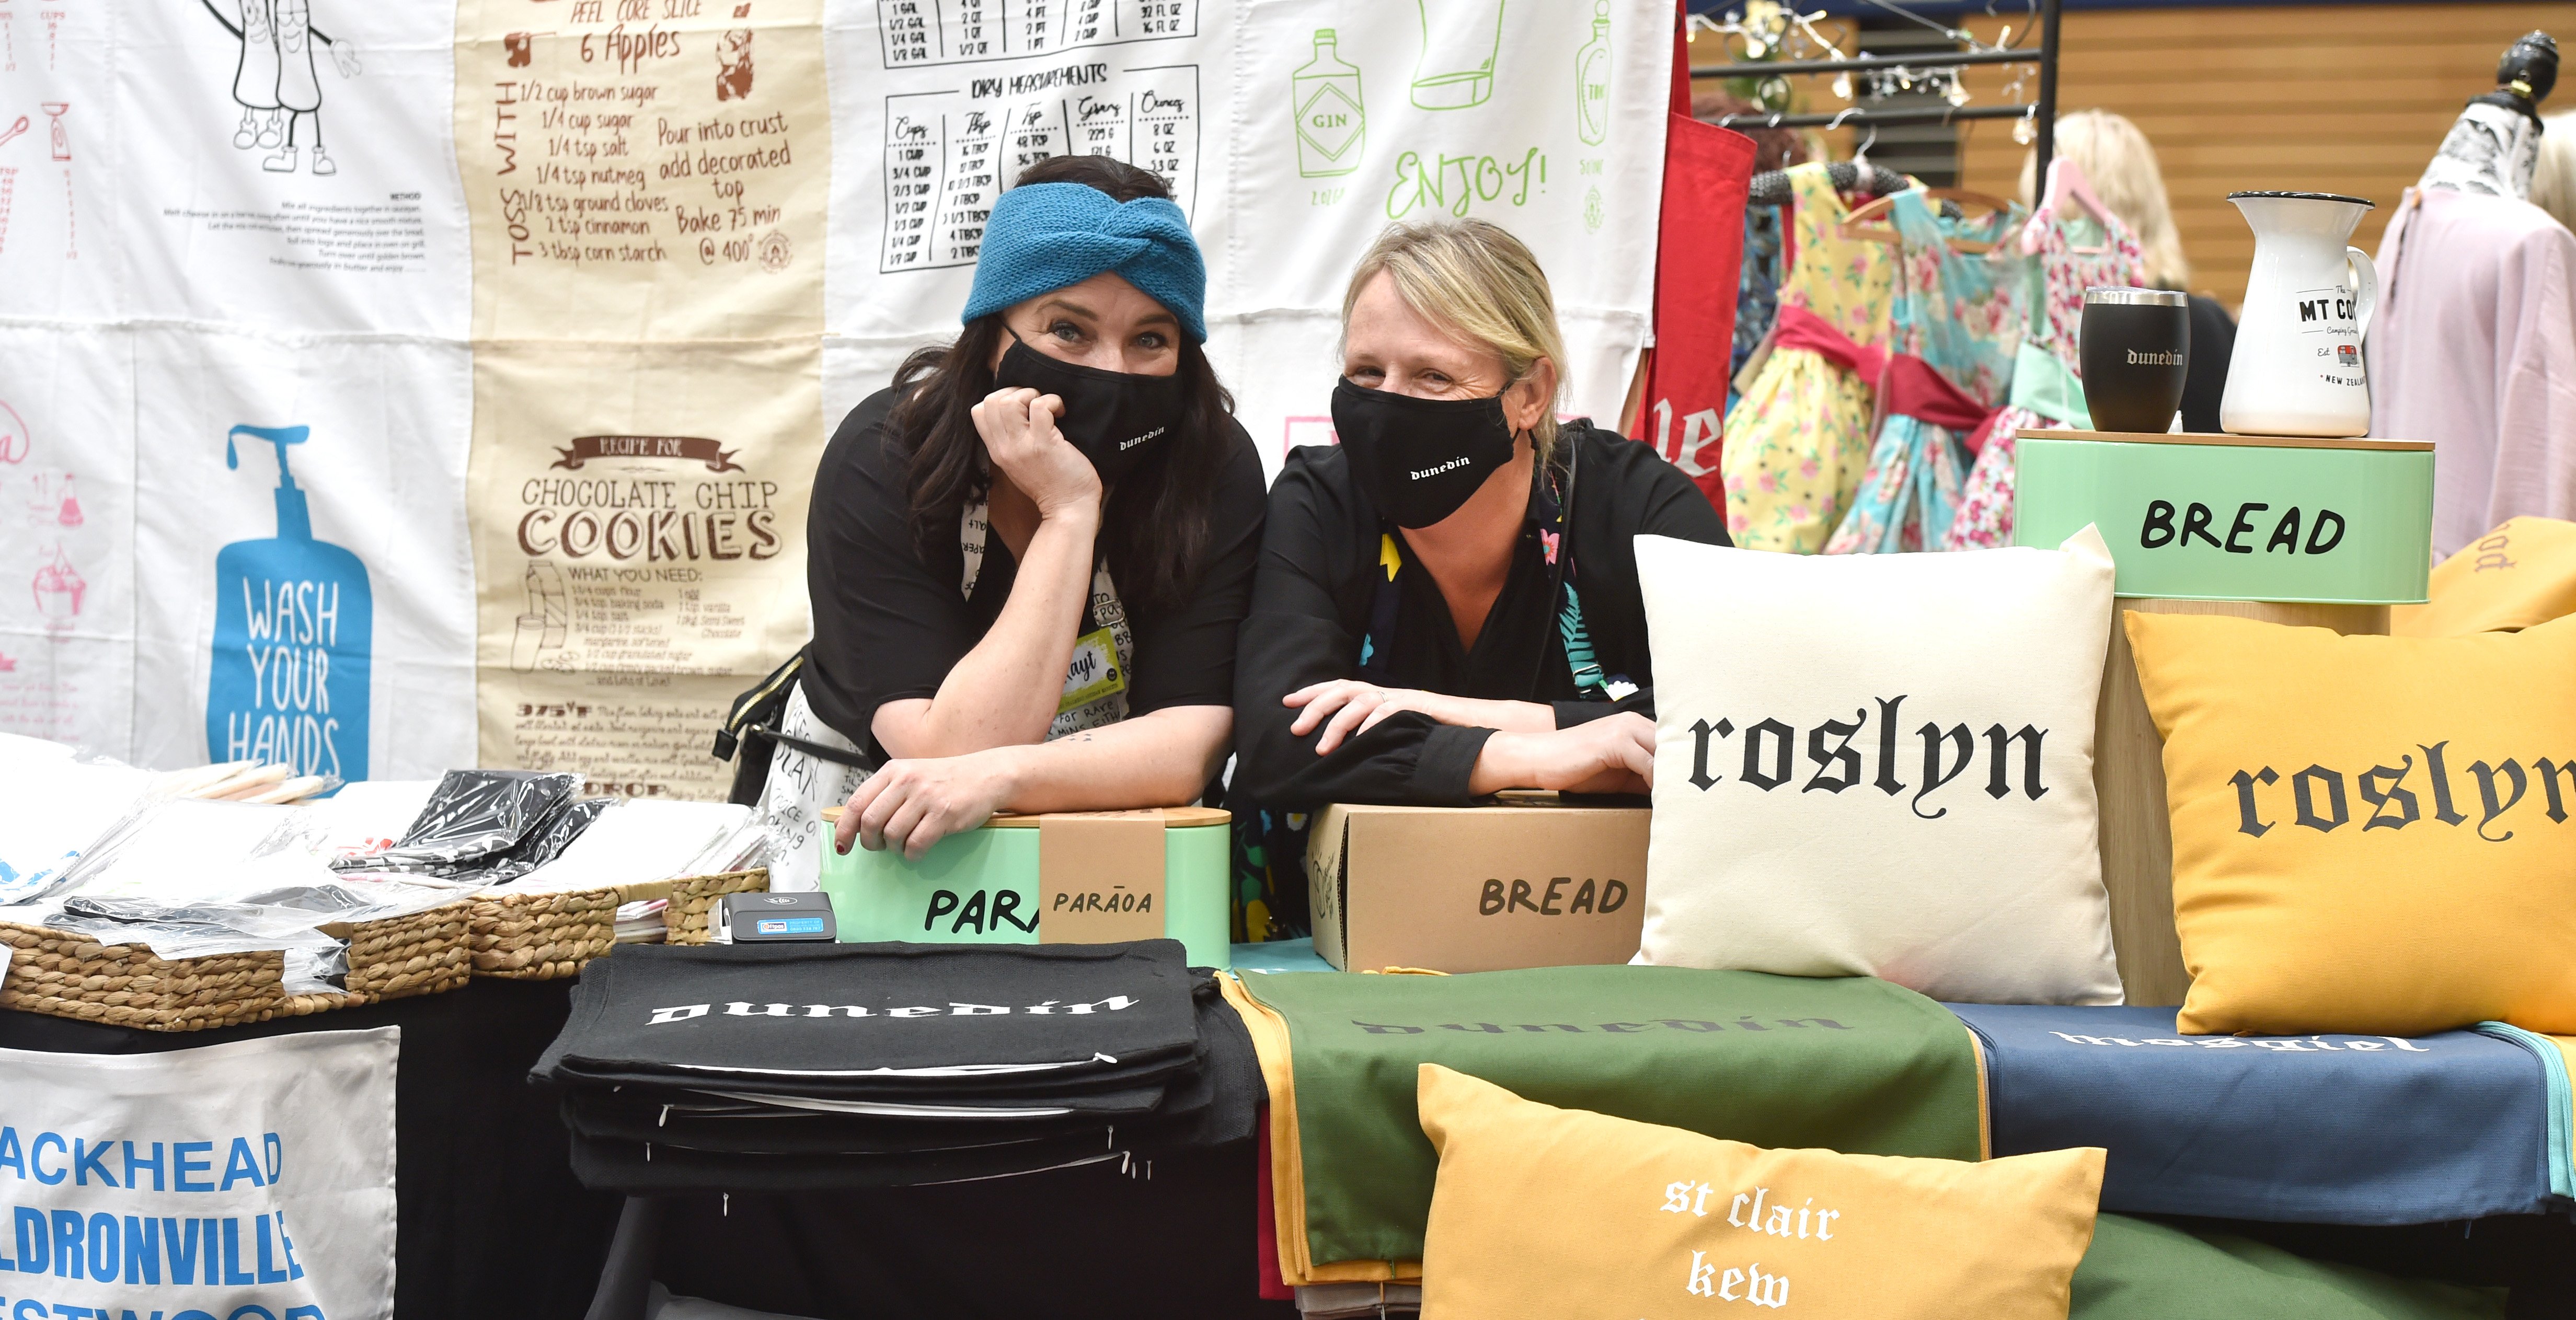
[1305,795,1649,974]
[816,806,1232,966]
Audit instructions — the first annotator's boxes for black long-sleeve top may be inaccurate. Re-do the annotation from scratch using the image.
[1232,421,1731,808]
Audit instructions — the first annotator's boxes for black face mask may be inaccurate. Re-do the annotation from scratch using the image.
[992,332,1185,485]
[1330,378,1519,528]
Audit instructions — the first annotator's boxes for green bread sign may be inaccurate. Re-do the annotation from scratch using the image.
[2014,433,2434,604]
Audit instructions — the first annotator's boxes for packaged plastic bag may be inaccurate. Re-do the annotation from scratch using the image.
[614,897,671,944]
[682,817,774,878]
[336,769,582,875]
[52,798,303,900]
[477,796,614,883]
[311,779,445,860]
[44,870,467,993]
[0,735,156,904]
[511,800,751,894]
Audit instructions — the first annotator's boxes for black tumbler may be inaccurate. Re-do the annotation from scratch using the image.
[2079,287,2191,434]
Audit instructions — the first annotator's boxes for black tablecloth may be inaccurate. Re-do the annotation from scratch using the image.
[0,979,625,1320]
[13,981,2556,1320]
[650,1140,1296,1320]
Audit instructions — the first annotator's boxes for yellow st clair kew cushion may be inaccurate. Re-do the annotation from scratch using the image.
[2125,611,2576,1037]
[1414,1064,2104,1320]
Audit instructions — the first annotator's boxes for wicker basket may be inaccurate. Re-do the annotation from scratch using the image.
[663,868,769,945]
[292,900,476,1012]
[0,920,289,1030]
[464,876,702,980]
[460,867,775,978]
[0,900,473,1032]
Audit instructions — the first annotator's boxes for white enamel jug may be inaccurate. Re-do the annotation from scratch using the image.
[2219,191,2379,437]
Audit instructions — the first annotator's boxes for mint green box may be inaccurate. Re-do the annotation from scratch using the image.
[2014,432,2434,603]
[818,808,1233,967]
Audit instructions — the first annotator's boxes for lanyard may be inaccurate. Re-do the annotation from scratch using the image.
[961,502,1134,737]
[1356,442,1624,701]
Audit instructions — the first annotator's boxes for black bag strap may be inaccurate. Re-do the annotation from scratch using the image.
[737,724,878,772]
[712,646,809,762]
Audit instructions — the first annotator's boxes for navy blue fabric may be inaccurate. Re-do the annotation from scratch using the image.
[1950,1003,2555,1225]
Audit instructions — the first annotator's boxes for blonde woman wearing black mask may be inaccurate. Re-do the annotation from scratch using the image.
[1229,218,1730,934]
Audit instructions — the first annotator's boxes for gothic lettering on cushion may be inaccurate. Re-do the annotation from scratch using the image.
[2127,611,2576,1037]
[1635,528,2120,1005]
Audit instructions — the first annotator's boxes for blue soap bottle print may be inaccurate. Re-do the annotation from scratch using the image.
[205,424,374,783]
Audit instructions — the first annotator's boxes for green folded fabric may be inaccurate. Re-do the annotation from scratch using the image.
[2073,1214,2506,1319]
[1236,967,1984,1267]
[2010,339,2095,429]
[2473,1021,2574,1199]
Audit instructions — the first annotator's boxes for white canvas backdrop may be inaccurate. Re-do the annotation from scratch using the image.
[822,0,1671,476]
[129,324,475,780]
[4,0,1670,784]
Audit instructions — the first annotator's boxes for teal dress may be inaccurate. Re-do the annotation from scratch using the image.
[1825,192,2025,554]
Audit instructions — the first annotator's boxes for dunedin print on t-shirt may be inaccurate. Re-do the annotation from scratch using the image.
[1634,527,2122,1005]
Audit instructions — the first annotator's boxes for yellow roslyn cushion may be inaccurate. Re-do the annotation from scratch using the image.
[1414,1064,2103,1320]
[2394,516,2576,638]
[2126,611,2576,1037]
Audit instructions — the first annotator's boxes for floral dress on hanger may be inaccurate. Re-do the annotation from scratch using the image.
[1721,161,1899,553]
[1824,191,2025,554]
[1943,184,2143,551]
[1730,203,1788,411]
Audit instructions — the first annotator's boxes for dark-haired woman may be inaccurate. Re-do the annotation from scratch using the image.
[762,155,1263,873]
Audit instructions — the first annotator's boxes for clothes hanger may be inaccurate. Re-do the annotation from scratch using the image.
[1746,159,1908,207]
[2021,156,2113,256]
[1841,186,2016,253]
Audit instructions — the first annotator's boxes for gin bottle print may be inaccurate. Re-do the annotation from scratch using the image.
[1574,2,1612,146]
[1293,29,1365,178]
[206,424,373,782]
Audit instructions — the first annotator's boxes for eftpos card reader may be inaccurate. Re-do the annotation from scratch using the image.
[716,891,838,944]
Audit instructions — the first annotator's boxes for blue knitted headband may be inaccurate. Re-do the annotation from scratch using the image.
[961,182,1209,344]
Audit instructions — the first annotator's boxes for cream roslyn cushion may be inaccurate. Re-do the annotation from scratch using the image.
[1635,528,2122,1004]
[1417,1064,2106,1320]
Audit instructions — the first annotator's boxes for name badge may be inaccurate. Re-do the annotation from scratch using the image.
[1059,625,1127,714]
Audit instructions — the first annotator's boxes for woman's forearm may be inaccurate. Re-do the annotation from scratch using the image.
[878,505,1099,757]
[1424,694,1556,734]
[991,705,1231,813]
[1466,732,1540,796]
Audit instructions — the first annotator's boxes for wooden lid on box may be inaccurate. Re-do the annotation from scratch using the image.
[2018,428,2432,452]
[819,805,1229,827]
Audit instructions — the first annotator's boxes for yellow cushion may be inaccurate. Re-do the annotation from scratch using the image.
[1415,1064,2102,1320]
[2395,517,2576,638]
[2125,611,2576,1037]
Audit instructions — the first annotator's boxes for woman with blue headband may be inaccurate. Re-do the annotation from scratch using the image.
[784,155,1261,866]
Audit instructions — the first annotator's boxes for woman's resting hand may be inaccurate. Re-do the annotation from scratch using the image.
[1284,680,1555,754]
[971,386,1100,519]
[1470,712,1655,797]
[835,749,1020,863]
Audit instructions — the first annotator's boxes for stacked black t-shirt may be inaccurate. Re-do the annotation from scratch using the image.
[533,939,1259,1192]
